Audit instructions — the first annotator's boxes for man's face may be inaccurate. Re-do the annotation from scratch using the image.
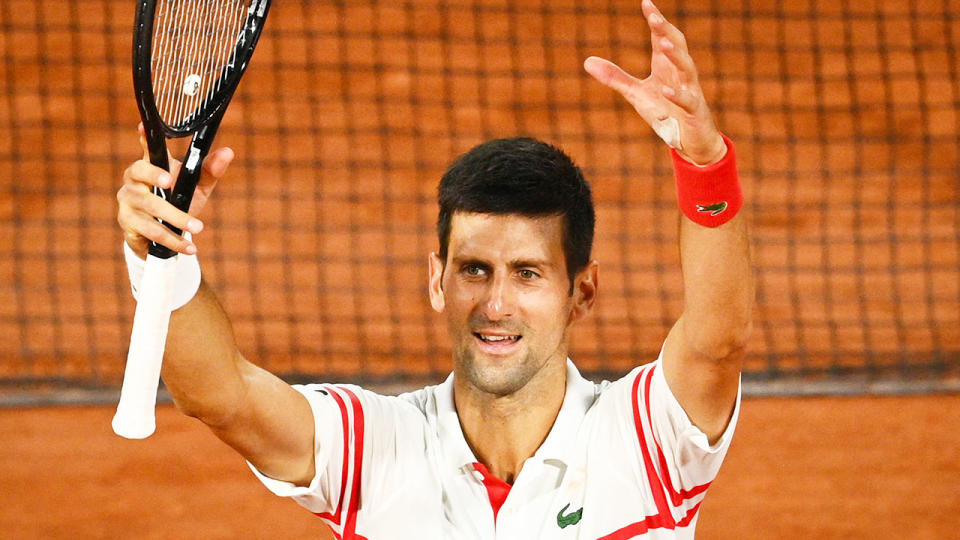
[428,212,596,397]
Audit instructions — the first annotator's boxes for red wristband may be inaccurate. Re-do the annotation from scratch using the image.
[671,133,742,228]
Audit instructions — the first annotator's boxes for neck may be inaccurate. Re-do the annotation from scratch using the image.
[453,359,567,484]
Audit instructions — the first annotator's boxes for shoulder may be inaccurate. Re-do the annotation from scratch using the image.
[590,361,656,414]
[593,359,740,461]
[294,382,434,424]
[588,360,706,446]
[594,360,716,433]
[396,383,441,414]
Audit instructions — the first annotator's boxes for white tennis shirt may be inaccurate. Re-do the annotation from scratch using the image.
[250,358,740,539]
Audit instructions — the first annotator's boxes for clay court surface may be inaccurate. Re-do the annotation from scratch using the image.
[3,394,958,539]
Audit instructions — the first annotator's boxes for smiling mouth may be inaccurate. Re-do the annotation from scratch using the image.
[474,333,521,343]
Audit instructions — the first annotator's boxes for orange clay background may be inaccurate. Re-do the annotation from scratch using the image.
[1,0,958,538]
[2,396,959,539]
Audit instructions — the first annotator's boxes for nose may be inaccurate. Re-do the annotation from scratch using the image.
[480,272,516,320]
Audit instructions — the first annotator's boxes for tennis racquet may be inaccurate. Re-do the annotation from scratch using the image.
[113,0,272,439]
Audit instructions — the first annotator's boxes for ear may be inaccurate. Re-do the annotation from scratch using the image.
[428,252,446,313]
[568,260,598,325]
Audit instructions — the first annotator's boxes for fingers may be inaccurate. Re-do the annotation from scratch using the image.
[118,202,199,257]
[118,175,204,235]
[654,33,697,83]
[129,158,174,190]
[644,0,687,54]
[642,0,703,117]
[121,126,234,256]
[119,132,204,257]
[644,0,696,78]
[117,172,204,256]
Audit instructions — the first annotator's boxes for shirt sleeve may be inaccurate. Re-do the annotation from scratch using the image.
[246,383,359,517]
[246,383,433,534]
[622,357,741,519]
[645,359,740,489]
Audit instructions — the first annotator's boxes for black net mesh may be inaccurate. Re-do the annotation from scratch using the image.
[1,0,957,400]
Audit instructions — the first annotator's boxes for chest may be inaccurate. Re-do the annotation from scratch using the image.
[352,419,677,540]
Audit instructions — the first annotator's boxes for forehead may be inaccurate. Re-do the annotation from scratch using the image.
[447,212,565,262]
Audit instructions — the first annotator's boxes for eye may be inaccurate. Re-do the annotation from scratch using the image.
[462,264,485,277]
[518,269,540,280]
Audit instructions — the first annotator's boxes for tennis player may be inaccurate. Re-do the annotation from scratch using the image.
[116,1,753,538]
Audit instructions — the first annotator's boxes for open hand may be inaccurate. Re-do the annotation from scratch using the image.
[584,0,725,165]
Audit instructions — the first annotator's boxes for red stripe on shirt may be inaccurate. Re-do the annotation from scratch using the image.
[641,364,712,506]
[630,364,713,532]
[597,502,703,540]
[314,385,351,527]
[631,367,673,522]
[339,386,368,540]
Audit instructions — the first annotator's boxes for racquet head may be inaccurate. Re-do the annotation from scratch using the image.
[133,0,271,137]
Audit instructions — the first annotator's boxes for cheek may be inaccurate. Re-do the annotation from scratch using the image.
[442,284,479,318]
[446,282,476,305]
[525,292,573,329]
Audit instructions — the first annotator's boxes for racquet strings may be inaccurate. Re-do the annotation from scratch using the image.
[151,0,250,128]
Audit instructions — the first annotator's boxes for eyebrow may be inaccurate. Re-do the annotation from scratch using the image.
[509,258,553,269]
[450,256,553,270]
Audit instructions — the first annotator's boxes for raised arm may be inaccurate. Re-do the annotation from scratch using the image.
[117,126,315,485]
[585,0,753,443]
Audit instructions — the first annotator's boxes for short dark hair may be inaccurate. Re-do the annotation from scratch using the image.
[437,137,595,288]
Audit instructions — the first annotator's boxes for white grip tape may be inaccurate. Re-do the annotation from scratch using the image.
[113,253,177,439]
[653,116,682,150]
[124,237,201,311]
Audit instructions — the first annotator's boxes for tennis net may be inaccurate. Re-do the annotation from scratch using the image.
[1,0,957,401]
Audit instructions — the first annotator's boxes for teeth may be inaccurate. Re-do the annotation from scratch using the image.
[479,334,519,342]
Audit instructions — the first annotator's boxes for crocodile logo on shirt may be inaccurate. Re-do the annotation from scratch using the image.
[556,503,583,529]
[696,201,728,216]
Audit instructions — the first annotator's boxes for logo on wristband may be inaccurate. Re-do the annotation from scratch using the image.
[696,201,728,216]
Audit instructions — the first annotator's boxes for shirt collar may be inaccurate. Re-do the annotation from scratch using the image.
[435,359,598,471]
[533,360,597,462]
[436,371,478,470]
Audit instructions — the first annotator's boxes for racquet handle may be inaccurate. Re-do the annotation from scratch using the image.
[113,253,177,439]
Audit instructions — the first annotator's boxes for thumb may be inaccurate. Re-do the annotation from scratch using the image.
[583,56,639,98]
[188,146,234,215]
[203,146,235,180]
[584,56,669,132]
